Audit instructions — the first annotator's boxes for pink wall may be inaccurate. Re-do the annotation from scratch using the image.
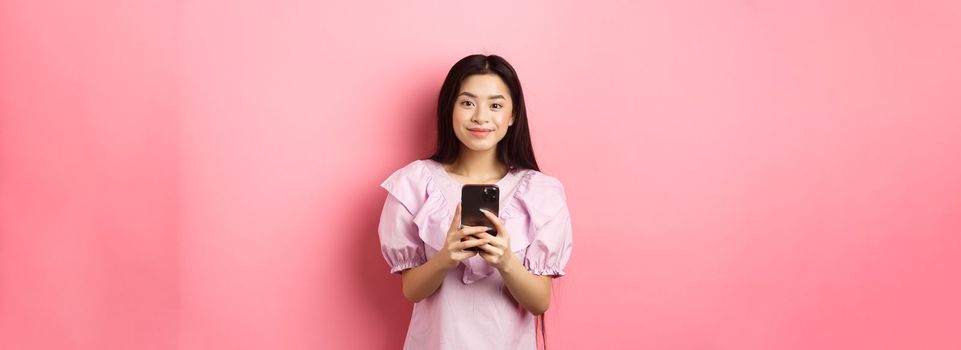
[2,1,960,349]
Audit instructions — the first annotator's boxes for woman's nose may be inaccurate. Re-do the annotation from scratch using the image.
[471,110,491,124]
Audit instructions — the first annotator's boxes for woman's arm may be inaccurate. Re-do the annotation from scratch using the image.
[477,209,553,315]
[399,253,454,303]
[403,245,552,314]
[400,203,490,303]
[496,253,552,315]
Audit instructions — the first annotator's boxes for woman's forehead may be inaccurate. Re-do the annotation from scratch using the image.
[458,74,511,98]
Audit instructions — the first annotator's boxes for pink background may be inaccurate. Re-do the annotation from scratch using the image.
[2,1,960,349]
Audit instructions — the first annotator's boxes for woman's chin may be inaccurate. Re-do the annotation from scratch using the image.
[460,142,497,153]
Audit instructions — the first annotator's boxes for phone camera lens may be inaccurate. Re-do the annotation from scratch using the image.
[482,187,497,201]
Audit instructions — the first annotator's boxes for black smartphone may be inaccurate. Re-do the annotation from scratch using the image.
[460,184,499,251]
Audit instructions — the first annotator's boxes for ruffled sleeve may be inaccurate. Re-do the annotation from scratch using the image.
[377,161,431,274]
[515,173,574,277]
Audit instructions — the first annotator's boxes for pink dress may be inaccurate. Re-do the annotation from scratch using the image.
[378,159,574,350]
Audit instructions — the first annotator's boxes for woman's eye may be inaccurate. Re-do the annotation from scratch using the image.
[491,103,502,110]
[460,100,474,107]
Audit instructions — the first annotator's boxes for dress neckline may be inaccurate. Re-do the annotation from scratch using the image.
[425,159,516,187]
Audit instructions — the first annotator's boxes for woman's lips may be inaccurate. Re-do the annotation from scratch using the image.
[468,128,492,137]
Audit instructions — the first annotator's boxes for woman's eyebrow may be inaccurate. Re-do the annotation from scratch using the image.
[457,92,507,100]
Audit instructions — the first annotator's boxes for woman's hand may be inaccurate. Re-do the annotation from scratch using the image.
[476,208,516,271]
[436,202,491,268]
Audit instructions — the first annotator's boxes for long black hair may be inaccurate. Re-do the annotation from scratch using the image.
[428,54,540,172]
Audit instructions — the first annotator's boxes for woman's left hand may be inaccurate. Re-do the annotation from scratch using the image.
[477,208,515,270]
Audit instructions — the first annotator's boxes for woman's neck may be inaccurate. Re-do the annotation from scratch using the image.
[446,146,507,182]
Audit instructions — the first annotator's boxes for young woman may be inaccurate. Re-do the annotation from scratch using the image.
[377,54,573,350]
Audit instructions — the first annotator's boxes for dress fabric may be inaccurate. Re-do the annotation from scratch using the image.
[377,159,573,350]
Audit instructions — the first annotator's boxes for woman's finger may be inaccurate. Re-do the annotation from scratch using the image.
[449,202,462,231]
[479,209,508,238]
[473,232,507,249]
[459,225,492,237]
[454,237,490,251]
[475,242,502,256]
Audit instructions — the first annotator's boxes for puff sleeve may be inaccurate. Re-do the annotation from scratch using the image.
[377,161,431,274]
[520,174,574,277]
[378,193,427,274]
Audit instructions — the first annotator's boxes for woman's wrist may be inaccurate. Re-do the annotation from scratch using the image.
[431,250,458,270]
[494,251,521,275]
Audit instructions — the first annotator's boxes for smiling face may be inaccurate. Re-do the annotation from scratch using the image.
[452,73,515,153]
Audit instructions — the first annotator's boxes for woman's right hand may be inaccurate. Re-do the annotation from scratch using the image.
[437,202,490,268]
